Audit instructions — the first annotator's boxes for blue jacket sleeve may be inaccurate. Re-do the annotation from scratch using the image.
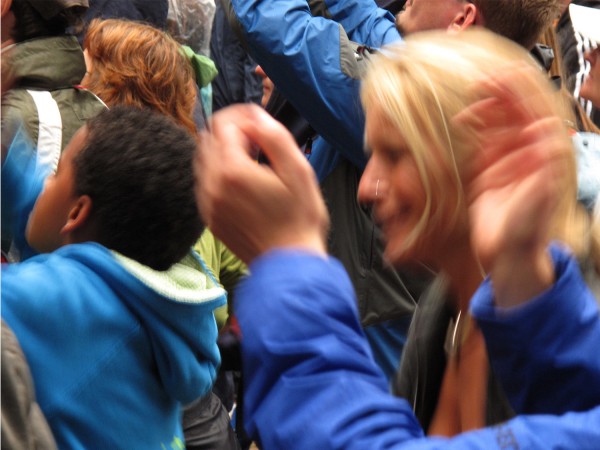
[230,0,400,169]
[320,0,400,46]
[235,250,424,449]
[471,244,600,415]
[236,249,600,450]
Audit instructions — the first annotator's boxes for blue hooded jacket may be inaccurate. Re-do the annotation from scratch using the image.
[2,243,226,449]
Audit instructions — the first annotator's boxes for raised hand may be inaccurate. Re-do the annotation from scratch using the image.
[195,104,329,264]
[457,63,574,306]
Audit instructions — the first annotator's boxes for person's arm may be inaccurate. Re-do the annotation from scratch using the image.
[471,244,600,415]
[237,250,600,449]
[236,250,426,449]
[228,0,397,168]
[457,63,600,414]
[316,0,399,46]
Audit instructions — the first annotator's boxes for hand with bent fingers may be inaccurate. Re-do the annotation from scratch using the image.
[195,104,329,265]
[458,63,574,307]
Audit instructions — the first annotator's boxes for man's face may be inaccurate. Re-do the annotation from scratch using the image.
[395,0,467,36]
[26,127,87,253]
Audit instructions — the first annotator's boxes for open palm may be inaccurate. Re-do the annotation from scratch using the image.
[459,64,573,305]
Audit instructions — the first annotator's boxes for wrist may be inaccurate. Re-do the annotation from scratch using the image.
[490,245,555,308]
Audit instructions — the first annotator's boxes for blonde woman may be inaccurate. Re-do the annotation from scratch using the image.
[357,29,598,436]
[195,29,600,449]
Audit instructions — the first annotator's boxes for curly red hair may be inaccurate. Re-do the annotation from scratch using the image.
[83,19,197,134]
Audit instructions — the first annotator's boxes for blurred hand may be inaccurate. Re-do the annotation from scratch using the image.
[195,104,329,264]
[456,63,573,306]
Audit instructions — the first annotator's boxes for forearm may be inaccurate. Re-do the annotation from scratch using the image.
[471,244,600,414]
[234,248,600,450]
[235,250,424,449]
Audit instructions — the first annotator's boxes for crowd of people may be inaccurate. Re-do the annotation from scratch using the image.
[2,0,600,449]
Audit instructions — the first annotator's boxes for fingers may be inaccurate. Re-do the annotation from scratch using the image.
[233,105,319,196]
[467,117,570,202]
[194,104,330,262]
[204,103,323,218]
[472,116,568,178]
[454,62,571,190]
[455,62,558,143]
[203,104,262,166]
[472,62,556,124]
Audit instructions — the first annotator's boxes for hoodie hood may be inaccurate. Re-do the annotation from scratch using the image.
[2,242,227,448]
[10,36,87,89]
[69,243,226,403]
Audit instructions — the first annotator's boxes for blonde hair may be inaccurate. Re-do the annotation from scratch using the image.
[361,29,591,258]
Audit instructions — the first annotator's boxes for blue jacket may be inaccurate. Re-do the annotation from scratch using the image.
[234,246,600,449]
[230,0,400,180]
[2,243,226,449]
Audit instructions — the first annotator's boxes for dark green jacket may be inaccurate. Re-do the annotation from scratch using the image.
[2,35,106,171]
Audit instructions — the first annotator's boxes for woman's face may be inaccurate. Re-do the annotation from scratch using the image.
[580,47,600,108]
[358,105,464,266]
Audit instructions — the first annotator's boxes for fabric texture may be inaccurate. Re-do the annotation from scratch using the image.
[210,0,262,111]
[1,35,106,259]
[2,243,226,449]
[182,392,241,450]
[180,45,218,88]
[26,0,89,20]
[1,125,47,261]
[193,228,248,326]
[82,0,169,30]
[393,275,515,432]
[573,131,600,212]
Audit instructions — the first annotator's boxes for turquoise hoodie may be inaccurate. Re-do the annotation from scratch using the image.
[2,243,226,449]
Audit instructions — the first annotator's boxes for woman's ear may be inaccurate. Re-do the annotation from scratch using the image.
[61,195,93,236]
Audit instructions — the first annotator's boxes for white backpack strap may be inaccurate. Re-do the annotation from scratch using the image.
[26,90,63,174]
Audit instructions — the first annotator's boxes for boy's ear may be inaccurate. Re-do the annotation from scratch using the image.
[61,195,93,236]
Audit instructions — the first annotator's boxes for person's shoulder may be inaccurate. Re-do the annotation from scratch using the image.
[3,243,114,280]
[1,90,40,144]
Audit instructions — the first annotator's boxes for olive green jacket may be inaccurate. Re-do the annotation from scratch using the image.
[2,35,106,171]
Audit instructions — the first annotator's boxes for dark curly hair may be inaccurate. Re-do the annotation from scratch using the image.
[73,106,203,270]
